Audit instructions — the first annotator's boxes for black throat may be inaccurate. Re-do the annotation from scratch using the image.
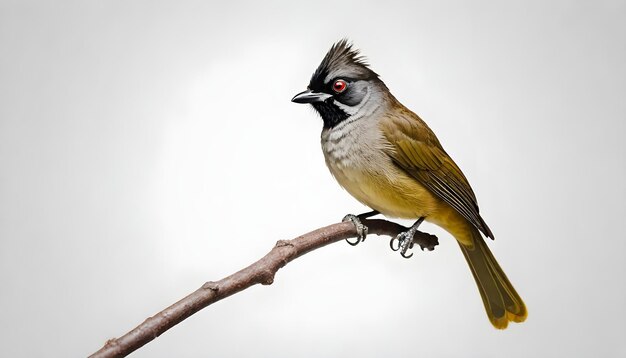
[312,100,349,129]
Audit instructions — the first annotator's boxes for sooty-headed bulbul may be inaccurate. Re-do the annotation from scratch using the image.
[292,40,527,329]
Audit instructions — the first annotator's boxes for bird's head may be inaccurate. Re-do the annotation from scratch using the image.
[292,39,388,129]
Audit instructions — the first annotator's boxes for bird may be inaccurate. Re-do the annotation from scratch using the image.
[291,39,527,329]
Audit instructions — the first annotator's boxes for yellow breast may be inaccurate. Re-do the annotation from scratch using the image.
[328,160,473,245]
[327,159,441,219]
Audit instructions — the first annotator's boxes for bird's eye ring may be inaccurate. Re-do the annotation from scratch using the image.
[332,79,347,93]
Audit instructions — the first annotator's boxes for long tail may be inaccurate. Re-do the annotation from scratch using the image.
[458,228,527,329]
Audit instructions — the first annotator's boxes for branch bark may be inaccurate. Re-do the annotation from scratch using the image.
[89,219,438,358]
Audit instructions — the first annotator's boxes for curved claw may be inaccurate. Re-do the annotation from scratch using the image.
[346,237,361,246]
[389,236,401,251]
[399,240,415,258]
[391,231,416,259]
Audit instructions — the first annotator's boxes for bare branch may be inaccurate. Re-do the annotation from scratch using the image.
[89,219,438,358]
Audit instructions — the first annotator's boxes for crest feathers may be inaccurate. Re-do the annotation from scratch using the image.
[309,39,378,90]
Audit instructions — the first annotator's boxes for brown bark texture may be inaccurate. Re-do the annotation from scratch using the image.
[89,219,438,358]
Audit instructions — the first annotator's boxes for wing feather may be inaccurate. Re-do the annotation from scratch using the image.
[381,110,494,239]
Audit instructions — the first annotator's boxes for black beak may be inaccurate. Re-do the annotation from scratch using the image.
[291,89,332,104]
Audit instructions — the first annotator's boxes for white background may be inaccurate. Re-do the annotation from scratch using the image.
[1,1,625,357]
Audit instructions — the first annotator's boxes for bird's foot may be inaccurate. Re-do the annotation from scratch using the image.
[389,217,426,259]
[342,214,368,246]
[390,230,416,258]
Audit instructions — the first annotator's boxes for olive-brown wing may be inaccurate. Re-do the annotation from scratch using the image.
[381,115,494,239]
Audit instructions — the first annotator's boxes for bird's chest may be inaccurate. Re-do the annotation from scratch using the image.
[320,122,437,219]
[321,123,377,181]
[323,127,364,170]
[321,123,391,208]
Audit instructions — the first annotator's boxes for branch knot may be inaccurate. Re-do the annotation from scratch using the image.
[275,240,293,248]
[201,281,219,292]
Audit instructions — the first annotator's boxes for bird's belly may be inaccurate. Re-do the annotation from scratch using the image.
[328,158,474,245]
[326,160,438,219]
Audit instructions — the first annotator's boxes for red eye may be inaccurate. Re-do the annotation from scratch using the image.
[332,79,347,93]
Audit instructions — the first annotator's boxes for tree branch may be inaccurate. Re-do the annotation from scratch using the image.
[89,219,438,358]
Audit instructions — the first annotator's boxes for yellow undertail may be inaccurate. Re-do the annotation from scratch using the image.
[458,228,528,329]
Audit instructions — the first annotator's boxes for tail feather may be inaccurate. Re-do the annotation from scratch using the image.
[458,228,527,329]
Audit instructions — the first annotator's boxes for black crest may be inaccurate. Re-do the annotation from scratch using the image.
[309,39,379,92]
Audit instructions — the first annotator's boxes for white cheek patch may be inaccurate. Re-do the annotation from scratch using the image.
[334,101,356,115]
[330,87,383,134]
[334,87,372,117]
